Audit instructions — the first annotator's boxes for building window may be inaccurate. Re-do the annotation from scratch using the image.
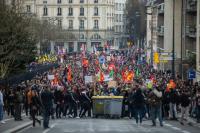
[26,5,31,12]
[57,7,62,16]
[58,19,62,28]
[43,6,48,16]
[80,7,84,16]
[69,20,73,29]
[43,1,47,4]
[69,0,72,3]
[80,0,84,3]
[94,20,99,29]
[94,7,98,16]
[79,20,84,29]
[57,0,61,4]
[94,0,98,3]
[69,7,73,16]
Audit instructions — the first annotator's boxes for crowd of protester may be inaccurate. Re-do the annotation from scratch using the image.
[0,48,200,129]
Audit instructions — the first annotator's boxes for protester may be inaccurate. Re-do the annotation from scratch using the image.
[0,87,5,124]
[179,89,191,125]
[40,84,53,129]
[148,86,163,126]
[14,86,23,121]
[31,89,41,127]
[132,87,145,125]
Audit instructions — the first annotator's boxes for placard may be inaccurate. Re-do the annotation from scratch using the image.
[108,81,117,88]
[104,75,113,81]
[84,76,93,84]
[48,75,55,80]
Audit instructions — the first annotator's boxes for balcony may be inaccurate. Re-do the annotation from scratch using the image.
[186,26,196,38]
[186,0,197,13]
[157,26,164,36]
[158,3,164,15]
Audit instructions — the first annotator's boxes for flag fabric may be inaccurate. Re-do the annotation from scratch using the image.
[109,69,114,78]
[67,66,72,82]
[136,68,140,77]
[100,71,104,82]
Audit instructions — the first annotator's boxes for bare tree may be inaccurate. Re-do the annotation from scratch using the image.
[0,1,37,78]
[125,0,147,46]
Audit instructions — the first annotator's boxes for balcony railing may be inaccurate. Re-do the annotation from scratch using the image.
[186,26,196,38]
[158,3,164,14]
[186,0,197,13]
[157,26,164,36]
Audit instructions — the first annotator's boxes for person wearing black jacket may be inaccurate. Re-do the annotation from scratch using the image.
[40,85,53,129]
[68,89,79,118]
[79,89,91,118]
[169,89,179,120]
[8,90,15,117]
[54,88,64,118]
[180,89,191,125]
[196,88,200,123]
[132,88,145,125]
[31,90,41,127]
[63,91,70,117]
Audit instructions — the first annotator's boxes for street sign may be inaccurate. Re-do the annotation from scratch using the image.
[159,52,176,61]
[188,69,196,79]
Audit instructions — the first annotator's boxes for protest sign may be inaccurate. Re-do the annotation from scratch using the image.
[108,81,117,88]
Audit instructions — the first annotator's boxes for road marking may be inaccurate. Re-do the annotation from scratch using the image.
[3,121,32,133]
[43,123,57,133]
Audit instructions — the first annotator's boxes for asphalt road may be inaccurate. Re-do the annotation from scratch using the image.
[18,118,200,133]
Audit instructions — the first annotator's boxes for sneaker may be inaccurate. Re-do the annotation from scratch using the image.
[68,115,73,118]
[76,116,80,119]
[1,121,6,124]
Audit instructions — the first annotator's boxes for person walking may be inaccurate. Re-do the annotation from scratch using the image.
[14,86,23,121]
[40,84,53,129]
[169,89,179,120]
[31,90,41,127]
[148,86,163,127]
[8,90,15,117]
[132,88,146,125]
[180,89,191,125]
[0,87,5,124]
[196,88,200,123]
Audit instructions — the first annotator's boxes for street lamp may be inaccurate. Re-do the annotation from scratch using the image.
[145,5,155,67]
[172,0,175,79]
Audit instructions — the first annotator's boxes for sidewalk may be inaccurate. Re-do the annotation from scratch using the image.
[0,113,32,133]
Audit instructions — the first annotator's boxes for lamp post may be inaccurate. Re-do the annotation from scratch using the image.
[146,5,154,67]
[172,0,175,79]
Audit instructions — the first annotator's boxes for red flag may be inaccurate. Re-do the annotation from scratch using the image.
[67,66,72,82]
[82,58,89,67]
[100,71,104,82]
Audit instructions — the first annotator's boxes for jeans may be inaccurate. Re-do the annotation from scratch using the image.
[0,104,4,121]
[169,103,177,119]
[43,107,50,128]
[180,106,189,123]
[150,104,163,125]
[197,106,200,122]
[135,106,145,124]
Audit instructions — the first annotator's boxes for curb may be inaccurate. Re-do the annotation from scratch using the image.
[3,117,43,133]
[3,121,32,133]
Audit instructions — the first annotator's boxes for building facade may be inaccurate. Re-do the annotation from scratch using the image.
[11,0,116,53]
[113,0,127,50]
[146,0,199,80]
